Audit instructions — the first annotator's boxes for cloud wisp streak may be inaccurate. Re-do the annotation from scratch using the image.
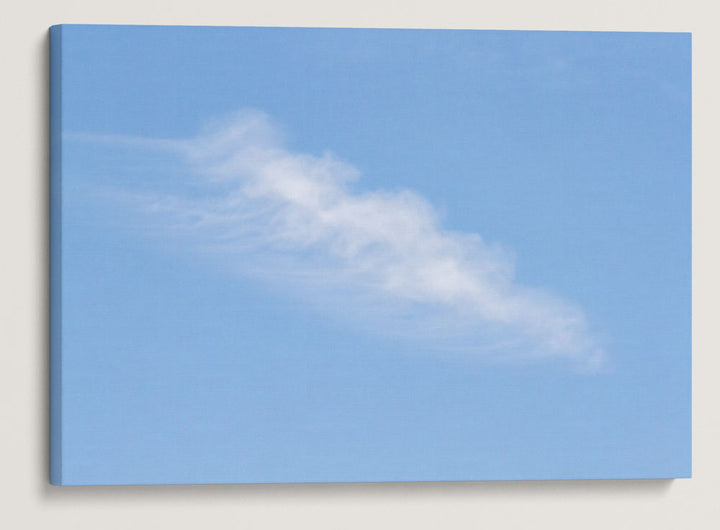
[79,110,604,369]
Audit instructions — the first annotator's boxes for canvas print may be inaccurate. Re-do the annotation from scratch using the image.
[49,25,691,485]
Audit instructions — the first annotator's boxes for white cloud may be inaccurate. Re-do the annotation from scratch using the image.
[85,109,604,369]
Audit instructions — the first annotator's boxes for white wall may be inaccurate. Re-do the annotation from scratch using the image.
[2,1,718,528]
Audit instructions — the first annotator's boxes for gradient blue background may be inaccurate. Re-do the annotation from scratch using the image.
[54,25,691,484]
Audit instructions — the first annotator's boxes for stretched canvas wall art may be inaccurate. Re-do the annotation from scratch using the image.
[49,24,691,485]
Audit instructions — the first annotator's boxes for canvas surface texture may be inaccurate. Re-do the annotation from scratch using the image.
[49,25,691,485]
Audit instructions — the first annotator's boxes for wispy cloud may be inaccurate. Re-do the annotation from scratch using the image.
[75,109,604,369]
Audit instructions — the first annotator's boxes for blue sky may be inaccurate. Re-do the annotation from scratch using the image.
[56,25,690,484]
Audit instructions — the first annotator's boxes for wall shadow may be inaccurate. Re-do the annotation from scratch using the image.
[42,477,674,503]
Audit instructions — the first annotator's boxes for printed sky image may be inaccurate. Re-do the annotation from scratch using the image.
[56,25,690,484]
